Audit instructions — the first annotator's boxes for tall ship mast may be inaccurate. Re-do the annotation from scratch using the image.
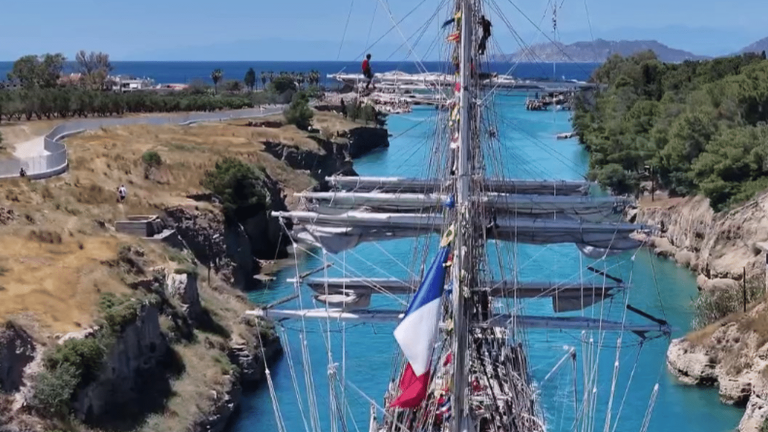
[250,1,672,431]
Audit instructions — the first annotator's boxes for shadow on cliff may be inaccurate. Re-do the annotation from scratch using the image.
[81,347,186,431]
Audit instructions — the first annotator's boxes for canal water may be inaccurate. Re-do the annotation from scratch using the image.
[229,91,744,432]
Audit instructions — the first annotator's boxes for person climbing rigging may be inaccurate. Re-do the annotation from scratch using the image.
[362,54,376,91]
[478,15,492,55]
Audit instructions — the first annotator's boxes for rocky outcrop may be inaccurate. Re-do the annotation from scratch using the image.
[0,323,35,393]
[347,127,390,158]
[635,195,768,281]
[73,304,171,425]
[262,139,356,182]
[262,126,389,183]
[166,272,203,321]
[666,302,768,431]
[164,207,256,290]
[192,374,241,432]
[228,328,282,384]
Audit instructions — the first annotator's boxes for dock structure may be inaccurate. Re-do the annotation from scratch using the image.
[328,72,599,93]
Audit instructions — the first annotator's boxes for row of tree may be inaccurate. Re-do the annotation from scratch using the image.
[5,50,113,90]
[217,68,323,92]
[0,88,255,122]
[573,50,768,211]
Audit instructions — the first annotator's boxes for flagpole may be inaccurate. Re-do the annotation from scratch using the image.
[452,0,473,430]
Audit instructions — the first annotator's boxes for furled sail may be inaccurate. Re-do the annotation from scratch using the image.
[296,191,631,221]
[326,176,590,196]
[273,210,648,254]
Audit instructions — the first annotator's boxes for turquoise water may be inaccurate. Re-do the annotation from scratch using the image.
[229,96,744,432]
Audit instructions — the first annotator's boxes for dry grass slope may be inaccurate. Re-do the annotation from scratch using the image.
[0,111,359,430]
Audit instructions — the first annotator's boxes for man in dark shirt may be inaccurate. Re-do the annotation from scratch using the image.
[362,53,376,90]
[479,15,492,55]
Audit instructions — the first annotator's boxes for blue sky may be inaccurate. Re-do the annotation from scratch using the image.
[0,0,766,61]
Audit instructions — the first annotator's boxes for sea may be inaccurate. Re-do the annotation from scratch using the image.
[0,61,744,431]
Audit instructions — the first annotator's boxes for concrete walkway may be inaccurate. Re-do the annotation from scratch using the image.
[13,136,49,159]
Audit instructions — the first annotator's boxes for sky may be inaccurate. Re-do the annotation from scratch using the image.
[0,0,766,61]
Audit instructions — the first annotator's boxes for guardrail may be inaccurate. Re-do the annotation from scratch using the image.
[0,106,283,180]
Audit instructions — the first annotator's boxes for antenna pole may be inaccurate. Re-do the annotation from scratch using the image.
[452,0,473,431]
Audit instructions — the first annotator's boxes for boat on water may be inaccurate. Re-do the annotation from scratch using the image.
[249,2,671,431]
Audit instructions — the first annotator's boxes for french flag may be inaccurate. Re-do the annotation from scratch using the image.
[390,246,451,408]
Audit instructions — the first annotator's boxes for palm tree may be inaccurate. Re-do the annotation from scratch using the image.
[260,72,267,90]
[211,69,223,94]
[268,71,274,83]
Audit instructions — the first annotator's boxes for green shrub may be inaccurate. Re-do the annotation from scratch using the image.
[141,150,163,168]
[284,91,313,130]
[201,157,271,217]
[692,279,765,329]
[30,363,80,417]
[45,338,105,377]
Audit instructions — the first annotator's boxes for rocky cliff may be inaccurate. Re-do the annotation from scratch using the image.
[634,194,768,284]
[636,194,768,431]
[0,323,35,394]
[72,304,172,426]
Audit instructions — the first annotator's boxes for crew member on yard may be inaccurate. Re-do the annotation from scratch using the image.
[19,167,26,177]
[362,54,376,91]
[117,184,127,203]
[478,15,492,55]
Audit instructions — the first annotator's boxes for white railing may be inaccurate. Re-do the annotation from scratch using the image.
[0,106,283,180]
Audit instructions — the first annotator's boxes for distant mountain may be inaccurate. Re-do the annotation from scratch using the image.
[500,39,709,63]
[737,37,768,55]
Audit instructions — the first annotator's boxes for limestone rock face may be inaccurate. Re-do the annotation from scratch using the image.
[73,304,170,424]
[0,324,35,393]
[636,195,768,280]
[666,338,718,385]
[666,306,768,429]
[166,272,203,321]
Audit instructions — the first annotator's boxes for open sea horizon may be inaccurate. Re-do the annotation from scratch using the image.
[0,61,599,86]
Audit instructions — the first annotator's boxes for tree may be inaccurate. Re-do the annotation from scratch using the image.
[211,69,223,94]
[284,91,314,130]
[75,50,113,90]
[7,53,66,89]
[260,72,267,89]
[201,157,270,218]
[244,68,256,92]
[270,75,298,94]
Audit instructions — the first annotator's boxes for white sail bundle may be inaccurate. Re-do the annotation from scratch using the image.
[326,176,591,196]
[273,210,647,255]
[296,191,631,221]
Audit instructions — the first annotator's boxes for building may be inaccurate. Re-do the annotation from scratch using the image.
[109,75,155,93]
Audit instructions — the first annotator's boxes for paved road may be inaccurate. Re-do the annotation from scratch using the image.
[11,104,287,160]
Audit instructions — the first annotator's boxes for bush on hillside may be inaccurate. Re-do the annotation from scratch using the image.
[284,91,313,130]
[141,150,163,168]
[30,363,80,417]
[201,157,271,217]
[692,278,765,329]
[575,51,768,210]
